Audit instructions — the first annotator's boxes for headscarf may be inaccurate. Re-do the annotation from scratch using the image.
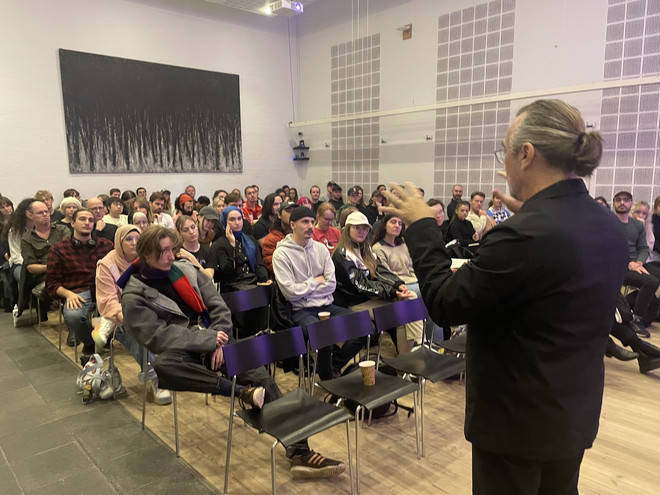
[113,225,141,270]
[220,206,257,272]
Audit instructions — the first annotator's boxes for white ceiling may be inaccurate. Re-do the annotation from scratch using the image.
[125,0,324,20]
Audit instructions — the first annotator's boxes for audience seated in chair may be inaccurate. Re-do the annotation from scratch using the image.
[332,211,423,355]
[253,193,282,248]
[175,215,214,280]
[261,200,297,277]
[20,201,70,323]
[272,207,365,380]
[372,213,443,342]
[3,198,35,315]
[46,208,113,365]
[120,225,345,480]
[87,197,117,244]
[149,191,174,229]
[466,191,495,238]
[95,225,172,404]
[613,190,660,335]
[446,200,479,247]
[56,197,81,232]
[102,197,128,227]
[312,202,341,255]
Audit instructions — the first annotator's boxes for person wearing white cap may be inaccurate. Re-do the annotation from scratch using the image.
[331,211,423,354]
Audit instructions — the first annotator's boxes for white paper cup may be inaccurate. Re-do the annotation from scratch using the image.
[318,311,331,321]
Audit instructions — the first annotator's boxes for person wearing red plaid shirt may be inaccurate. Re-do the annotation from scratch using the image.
[46,209,113,364]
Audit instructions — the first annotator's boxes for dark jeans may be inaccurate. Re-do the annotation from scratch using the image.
[623,262,660,322]
[291,304,367,380]
[152,343,310,458]
[472,446,584,495]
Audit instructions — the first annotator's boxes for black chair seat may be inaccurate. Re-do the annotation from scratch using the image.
[438,333,467,354]
[238,388,353,448]
[383,347,465,383]
[318,369,418,412]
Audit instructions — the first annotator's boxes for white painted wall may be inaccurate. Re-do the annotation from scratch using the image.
[1,0,303,202]
[297,0,613,198]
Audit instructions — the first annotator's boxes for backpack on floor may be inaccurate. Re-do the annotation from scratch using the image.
[76,354,124,404]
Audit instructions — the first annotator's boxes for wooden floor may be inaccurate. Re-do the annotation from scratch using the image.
[34,314,660,495]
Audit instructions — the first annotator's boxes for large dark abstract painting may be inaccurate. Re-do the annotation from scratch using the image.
[59,49,242,174]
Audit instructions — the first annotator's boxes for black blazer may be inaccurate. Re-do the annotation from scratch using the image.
[405,179,628,461]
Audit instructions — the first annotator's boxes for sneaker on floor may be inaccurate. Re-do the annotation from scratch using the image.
[238,386,265,410]
[92,317,116,347]
[632,318,651,338]
[147,379,172,405]
[290,451,346,479]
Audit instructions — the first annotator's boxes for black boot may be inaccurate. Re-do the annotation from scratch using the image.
[605,338,639,361]
[638,354,660,374]
[629,339,660,358]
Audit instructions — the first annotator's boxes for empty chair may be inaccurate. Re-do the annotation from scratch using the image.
[306,310,419,493]
[223,326,354,495]
[220,284,271,339]
[372,298,466,458]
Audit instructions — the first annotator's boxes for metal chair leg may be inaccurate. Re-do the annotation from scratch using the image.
[420,378,426,458]
[224,381,237,495]
[346,419,355,495]
[58,302,63,351]
[270,440,279,495]
[109,335,116,400]
[173,391,179,457]
[141,347,148,430]
[36,298,42,334]
[356,411,362,494]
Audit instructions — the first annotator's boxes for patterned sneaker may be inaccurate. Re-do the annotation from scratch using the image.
[238,386,265,409]
[290,451,346,479]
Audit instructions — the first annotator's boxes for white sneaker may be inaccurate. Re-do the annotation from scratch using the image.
[92,317,116,347]
[148,379,172,405]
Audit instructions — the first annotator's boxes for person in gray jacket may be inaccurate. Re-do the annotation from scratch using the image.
[121,225,346,479]
[272,207,365,380]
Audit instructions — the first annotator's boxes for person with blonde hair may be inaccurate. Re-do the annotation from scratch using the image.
[332,211,423,355]
[631,200,657,261]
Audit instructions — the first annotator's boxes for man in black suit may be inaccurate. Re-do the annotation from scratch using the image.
[383,100,629,495]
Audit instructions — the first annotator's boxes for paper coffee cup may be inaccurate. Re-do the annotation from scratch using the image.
[318,311,331,321]
[359,360,376,386]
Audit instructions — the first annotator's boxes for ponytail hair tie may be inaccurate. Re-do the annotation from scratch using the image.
[577,132,587,145]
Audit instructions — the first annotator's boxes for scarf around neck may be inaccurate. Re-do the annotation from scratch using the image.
[117,258,211,327]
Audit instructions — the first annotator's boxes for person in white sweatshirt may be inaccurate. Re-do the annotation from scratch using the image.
[272,207,366,380]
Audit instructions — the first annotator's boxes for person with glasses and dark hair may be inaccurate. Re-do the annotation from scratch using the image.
[86,197,117,244]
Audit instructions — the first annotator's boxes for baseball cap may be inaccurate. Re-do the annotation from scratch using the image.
[344,211,372,229]
[198,206,219,221]
[280,200,298,211]
[347,186,361,196]
[332,184,343,192]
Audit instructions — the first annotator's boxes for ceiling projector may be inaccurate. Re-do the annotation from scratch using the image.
[268,1,304,16]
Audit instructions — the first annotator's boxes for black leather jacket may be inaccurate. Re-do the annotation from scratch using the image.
[331,245,404,307]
